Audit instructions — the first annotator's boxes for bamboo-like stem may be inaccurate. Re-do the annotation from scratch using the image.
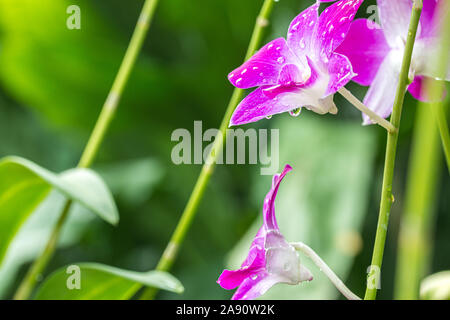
[338,87,397,133]
[13,0,159,300]
[139,0,277,300]
[428,2,450,174]
[394,3,450,299]
[394,93,442,300]
[291,242,361,300]
[364,0,423,300]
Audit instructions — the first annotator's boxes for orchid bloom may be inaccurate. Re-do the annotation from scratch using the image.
[228,0,363,126]
[337,0,450,124]
[217,165,313,300]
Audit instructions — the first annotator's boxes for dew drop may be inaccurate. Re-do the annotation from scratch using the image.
[289,108,301,117]
[266,115,273,119]
[299,39,306,49]
[251,274,258,280]
[277,57,285,64]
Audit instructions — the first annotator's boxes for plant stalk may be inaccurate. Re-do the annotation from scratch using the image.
[394,91,442,299]
[364,0,423,300]
[394,4,450,299]
[428,2,450,174]
[291,242,361,300]
[139,0,277,300]
[338,87,397,133]
[13,0,159,300]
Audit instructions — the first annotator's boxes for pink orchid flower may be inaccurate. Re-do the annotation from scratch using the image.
[217,165,313,300]
[228,0,363,126]
[337,0,450,124]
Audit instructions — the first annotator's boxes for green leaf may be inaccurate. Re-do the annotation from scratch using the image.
[35,263,184,299]
[420,271,450,300]
[0,156,119,264]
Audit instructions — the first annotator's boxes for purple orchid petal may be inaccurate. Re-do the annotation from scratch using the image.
[336,19,390,86]
[414,38,450,81]
[408,75,447,102]
[420,0,443,39]
[287,2,320,57]
[363,50,402,125]
[217,228,266,290]
[314,0,364,59]
[377,0,412,47]
[263,165,292,231]
[229,87,300,126]
[325,53,354,96]
[227,38,298,89]
[231,271,283,300]
[218,166,314,300]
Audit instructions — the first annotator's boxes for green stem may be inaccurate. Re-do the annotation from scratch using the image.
[394,89,442,300]
[394,4,450,299]
[431,96,450,175]
[13,201,72,300]
[139,0,277,300]
[428,4,450,174]
[364,0,423,300]
[13,0,159,300]
[291,242,361,300]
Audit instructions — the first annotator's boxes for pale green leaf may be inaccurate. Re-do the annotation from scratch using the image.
[0,156,119,265]
[35,263,184,300]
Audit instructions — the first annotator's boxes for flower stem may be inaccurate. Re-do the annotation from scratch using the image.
[428,3,450,174]
[13,0,159,300]
[394,5,450,299]
[338,87,397,133]
[364,0,423,300]
[139,0,277,300]
[431,95,450,175]
[394,90,442,300]
[291,242,361,300]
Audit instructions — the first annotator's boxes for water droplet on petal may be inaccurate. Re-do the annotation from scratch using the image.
[266,115,273,119]
[299,39,305,49]
[277,57,285,64]
[289,108,301,117]
[251,274,258,280]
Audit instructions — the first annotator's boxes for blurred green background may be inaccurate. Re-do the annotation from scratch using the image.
[0,0,448,299]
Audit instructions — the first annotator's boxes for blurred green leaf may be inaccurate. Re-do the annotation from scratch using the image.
[35,262,183,299]
[0,191,95,298]
[0,156,118,264]
[96,158,165,207]
[227,115,376,299]
[420,271,450,300]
